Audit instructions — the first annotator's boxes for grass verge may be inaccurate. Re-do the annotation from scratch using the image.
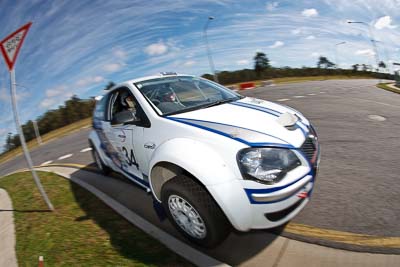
[0,118,92,165]
[376,83,400,94]
[0,172,191,266]
[226,75,374,87]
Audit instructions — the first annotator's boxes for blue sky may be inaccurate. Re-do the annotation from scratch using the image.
[0,0,399,148]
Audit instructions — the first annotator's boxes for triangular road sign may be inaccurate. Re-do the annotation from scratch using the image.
[0,22,32,71]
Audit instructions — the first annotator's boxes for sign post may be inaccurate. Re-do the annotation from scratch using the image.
[1,22,54,211]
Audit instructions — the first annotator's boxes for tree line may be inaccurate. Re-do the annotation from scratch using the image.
[203,52,394,84]
[2,95,95,154]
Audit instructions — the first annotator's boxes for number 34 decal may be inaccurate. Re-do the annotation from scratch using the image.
[122,147,139,168]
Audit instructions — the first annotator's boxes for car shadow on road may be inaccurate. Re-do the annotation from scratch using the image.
[68,166,283,266]
[67,167,192,266]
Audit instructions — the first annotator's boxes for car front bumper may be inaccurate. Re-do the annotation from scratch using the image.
[207,135,320,232]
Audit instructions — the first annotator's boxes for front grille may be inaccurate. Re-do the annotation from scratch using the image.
[265,198,305,222]
[300,137,316,161]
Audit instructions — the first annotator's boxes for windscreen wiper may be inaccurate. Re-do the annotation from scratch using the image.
[201,98,238,109]
[164,98,238,116]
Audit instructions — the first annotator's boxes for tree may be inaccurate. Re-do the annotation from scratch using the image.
[361,64,368,71]
[317,56,335,69]
[254,52,270,77]
[4,132,15,152]
[104,81,116,91]
[378,61,387,69]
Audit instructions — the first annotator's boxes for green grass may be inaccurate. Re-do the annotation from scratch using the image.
[225,75,374,87]
[0,172,192,267]
[376,83,400,94]
[0,118,92,165]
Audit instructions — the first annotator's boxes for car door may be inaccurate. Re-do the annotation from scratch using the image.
[107,87,150,185]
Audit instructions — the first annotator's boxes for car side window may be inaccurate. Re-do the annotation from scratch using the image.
[107,87,151,127]
[93,94,108,121]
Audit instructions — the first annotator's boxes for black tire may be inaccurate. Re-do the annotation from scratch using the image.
[91,147,111,175]
[161,175,231,248]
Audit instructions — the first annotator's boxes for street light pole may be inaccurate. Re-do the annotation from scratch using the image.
[203,16,219,83]
[334,42,346,69]
[374,40,390,73]
[347,21,380,71]
[33,120,42,145]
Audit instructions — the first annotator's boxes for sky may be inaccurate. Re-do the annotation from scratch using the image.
[0,0,399,149]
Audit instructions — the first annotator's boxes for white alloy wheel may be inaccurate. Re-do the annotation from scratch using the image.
[168,195,207,239]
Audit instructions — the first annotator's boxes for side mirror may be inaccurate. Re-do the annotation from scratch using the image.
[111,110,140,126]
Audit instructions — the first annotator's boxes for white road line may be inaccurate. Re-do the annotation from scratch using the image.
[80,147,92,153]
[40,160,53,166]
[294,95,305,98]
[308,93,316,96]
[57,154,73,160]
[277,98,290,102]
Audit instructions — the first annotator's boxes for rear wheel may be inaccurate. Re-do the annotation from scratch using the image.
[161,175,231,247]
[92,147,111,175]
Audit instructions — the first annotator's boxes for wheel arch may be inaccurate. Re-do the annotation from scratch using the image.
[148,138,237,202]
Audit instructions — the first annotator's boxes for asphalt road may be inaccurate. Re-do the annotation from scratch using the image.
[1,79,399,254]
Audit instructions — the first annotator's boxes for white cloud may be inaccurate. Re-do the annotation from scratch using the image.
[355,49,375,56]
[306,35,316,40]
[183,60,196,67]
[113,48,128,59]
[302,8,318,17]
[236,59,249,65]
[311,52,320,57]
[45,85,67,97]
[266,2,279,11]
[42,85,74,109]
[269,41,284,48]
[40,98,60,109]
[374,16,396,30]
[144,41,168,56]
[291,28,302,35]
[103,63,124,72]
[0,128,8,136]
[0,87,30,102]
[0,88,8,102]
[76,76,105,87]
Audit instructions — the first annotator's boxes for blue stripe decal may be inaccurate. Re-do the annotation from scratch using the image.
[167,117,294,149]
[120,167,150,187]
[230,101,309,137]
[244,172,315,204]
[230,101,281,116]
[171,117,292,146]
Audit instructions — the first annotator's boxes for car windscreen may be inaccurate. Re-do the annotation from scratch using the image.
[135,76,242,116]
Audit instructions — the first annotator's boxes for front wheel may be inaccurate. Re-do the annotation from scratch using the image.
[161,175,231,248]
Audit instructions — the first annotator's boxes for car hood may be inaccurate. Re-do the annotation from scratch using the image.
[168,97,310,148]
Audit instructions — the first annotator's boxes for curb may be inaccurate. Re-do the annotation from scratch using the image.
[376,83,400,95]
[37,166,229,267]
[0,189,18,267]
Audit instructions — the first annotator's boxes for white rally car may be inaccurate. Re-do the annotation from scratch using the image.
[89,73,320,247]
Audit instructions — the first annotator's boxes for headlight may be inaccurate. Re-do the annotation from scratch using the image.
[237,147,301,184]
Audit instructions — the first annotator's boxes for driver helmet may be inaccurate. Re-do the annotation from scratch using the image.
[160,85,177,102]
[120,92,135,109]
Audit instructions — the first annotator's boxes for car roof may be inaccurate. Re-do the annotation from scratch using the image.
[95,73,197,99]
[122,73,195,85]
